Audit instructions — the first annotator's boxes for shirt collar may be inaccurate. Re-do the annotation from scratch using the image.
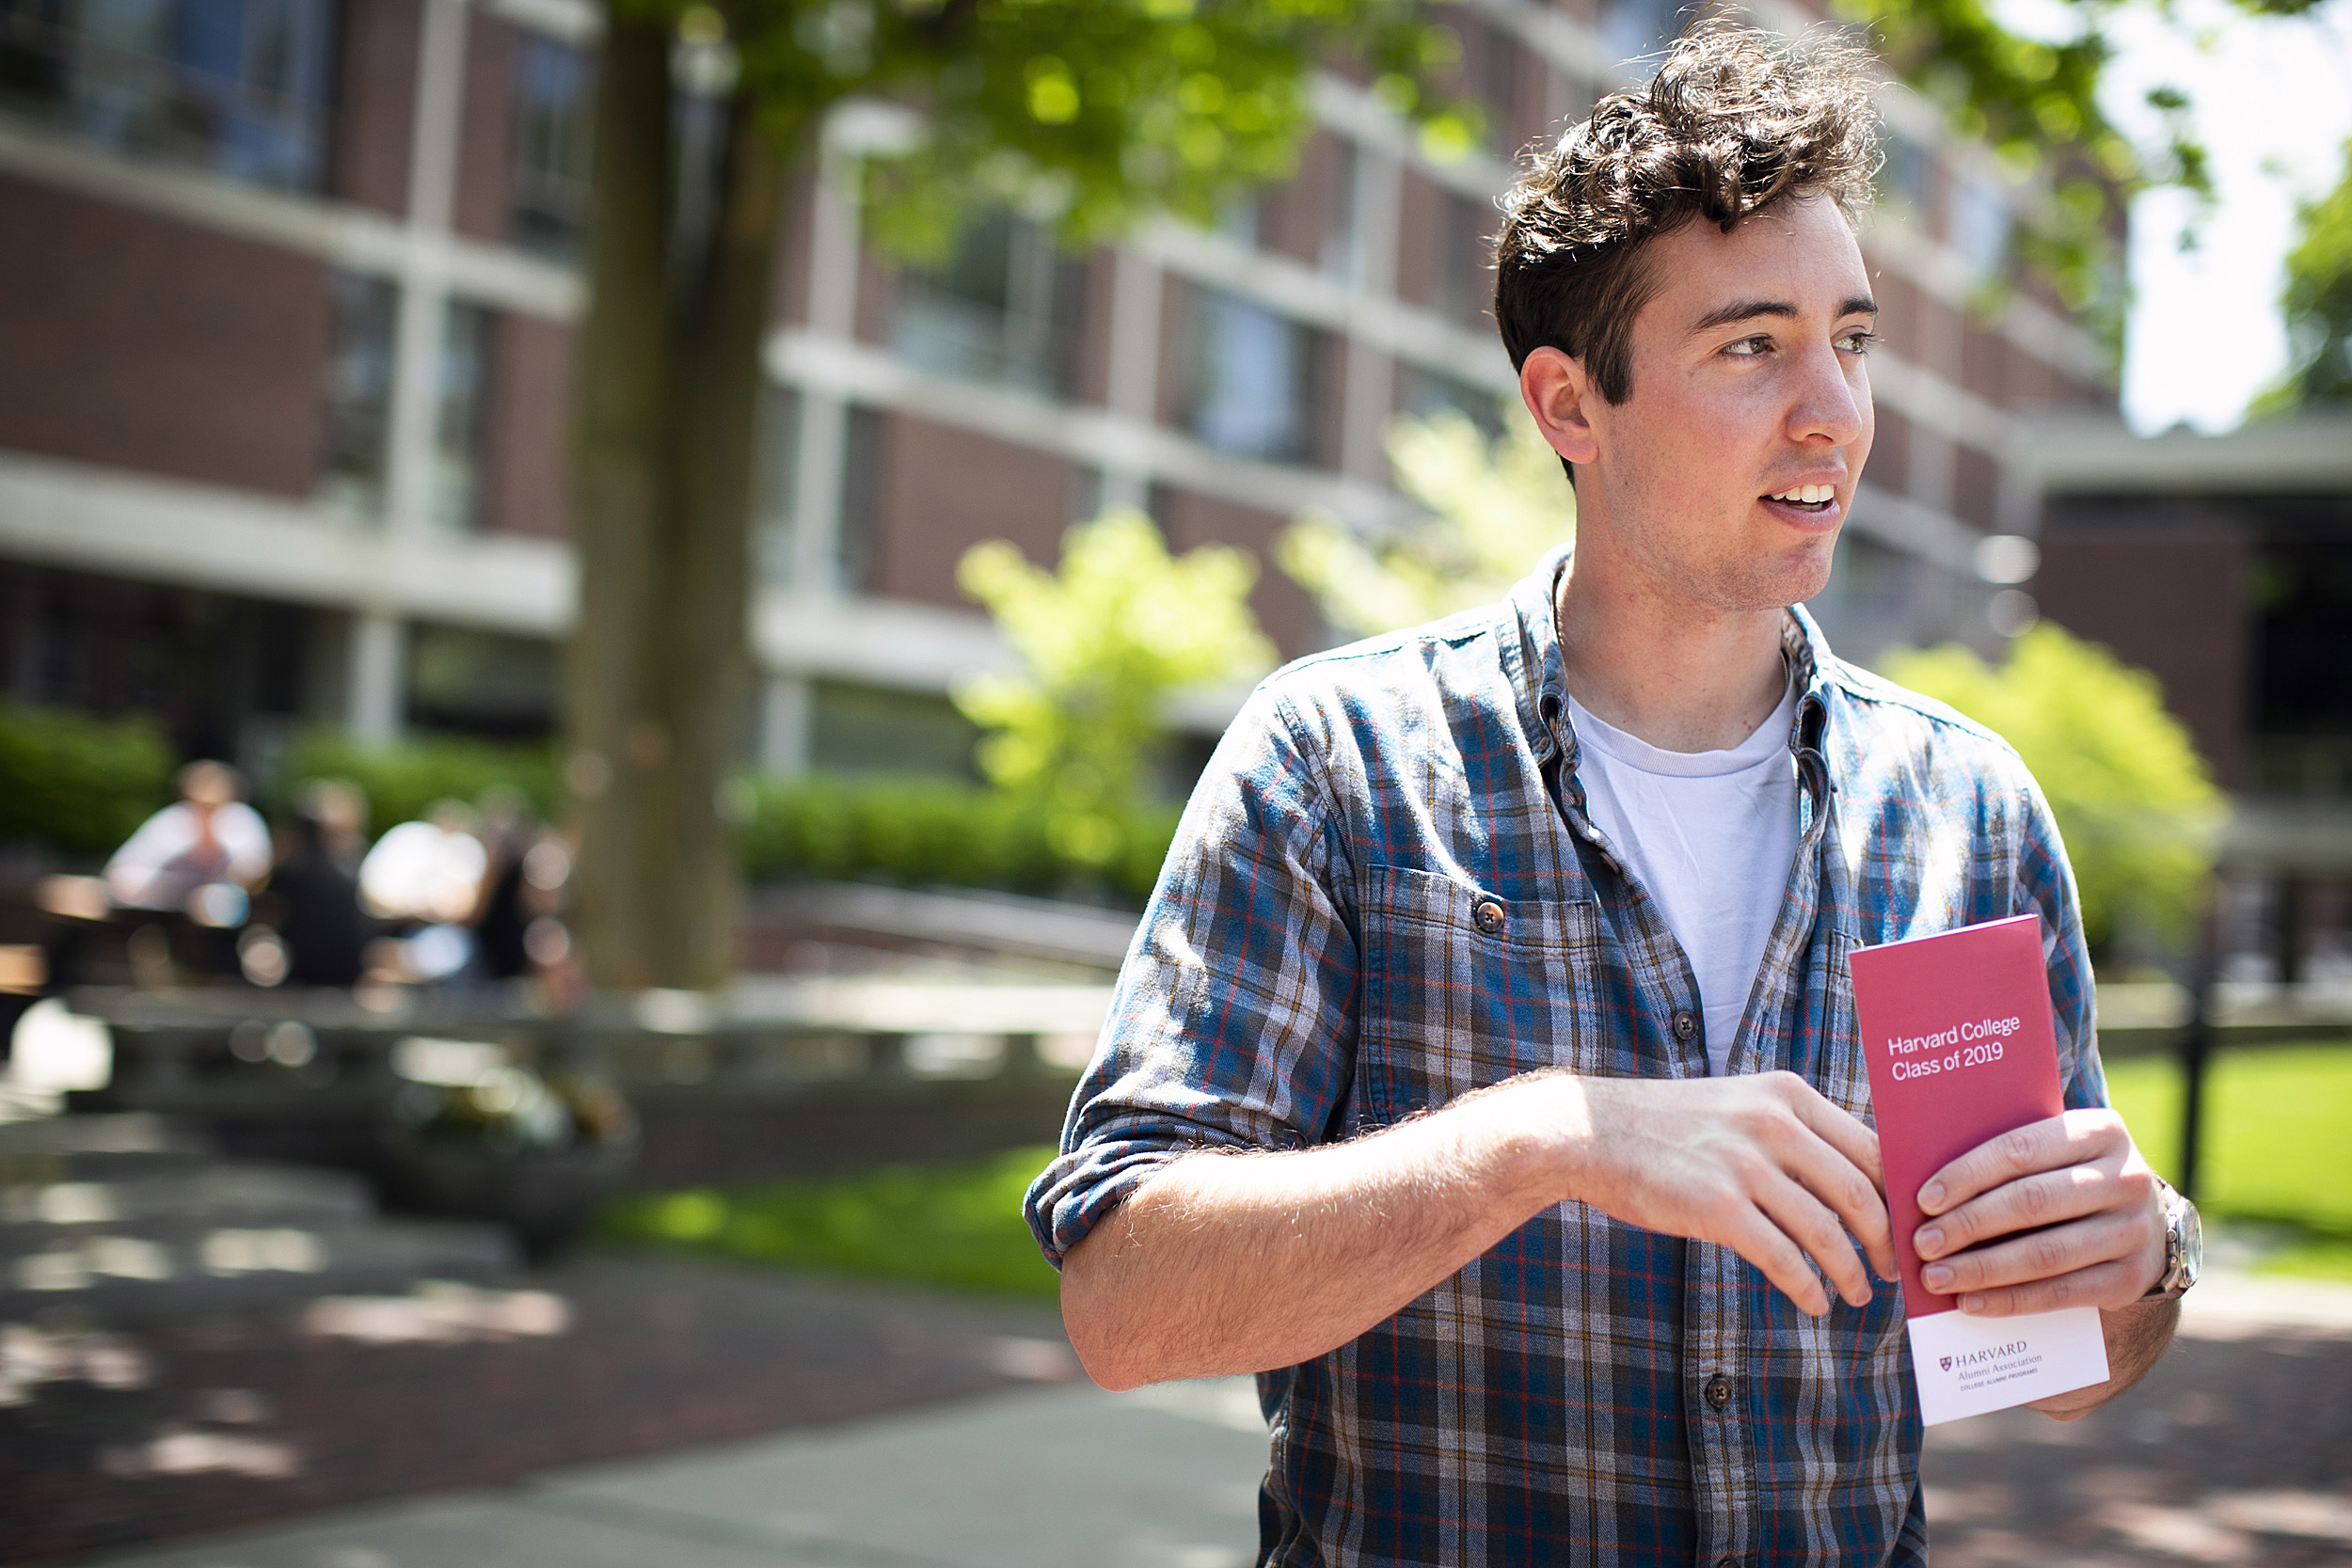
[1503,543,1840,771]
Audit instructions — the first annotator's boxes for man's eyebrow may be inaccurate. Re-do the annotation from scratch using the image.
[1688,295,1881,333]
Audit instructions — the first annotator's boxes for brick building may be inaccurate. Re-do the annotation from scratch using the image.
[0,0,2115,783]
[2029,413,2352,982]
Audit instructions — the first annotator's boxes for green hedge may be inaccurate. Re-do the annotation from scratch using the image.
[280,731,561,833]
[739,773,1180,907]
[0,701,175,854]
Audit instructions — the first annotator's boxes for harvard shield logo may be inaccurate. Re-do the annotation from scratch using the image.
[1939,1356,1952,1371]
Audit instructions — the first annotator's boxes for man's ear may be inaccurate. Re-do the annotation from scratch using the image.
[1518,347,1600,469]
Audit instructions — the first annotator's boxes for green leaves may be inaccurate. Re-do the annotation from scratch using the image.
[1279,408,1573,638]
[620,0,1454,255]
[1836,0,2152,359]
[954,511,1273,873]
[0,702,174,856]
[2249,137,2352,416]
[1880,625,2223,957]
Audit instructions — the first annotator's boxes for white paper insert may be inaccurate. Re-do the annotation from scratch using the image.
[1905,1305,2110,1425]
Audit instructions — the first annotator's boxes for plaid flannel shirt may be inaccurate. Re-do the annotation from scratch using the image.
[1025,546,2104,1567]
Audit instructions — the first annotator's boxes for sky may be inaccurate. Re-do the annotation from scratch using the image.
[2081,0,2352,433]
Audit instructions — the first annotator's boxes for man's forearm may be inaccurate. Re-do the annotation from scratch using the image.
[1058,1078,1580,1391]
[1059,1069,1898,1390]
[2029,1296,2179,1420]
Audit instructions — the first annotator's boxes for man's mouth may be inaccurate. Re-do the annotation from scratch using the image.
[1765,484,1837,513]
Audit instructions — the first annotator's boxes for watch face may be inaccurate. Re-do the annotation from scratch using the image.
[2179,1198,2203,1284]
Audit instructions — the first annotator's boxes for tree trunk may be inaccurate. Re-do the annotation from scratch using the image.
[564,16,792,992]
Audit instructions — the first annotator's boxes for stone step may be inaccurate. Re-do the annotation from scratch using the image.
[0,1213,518,1323]
[0,1112,214,1184]
[0,1160,375,1243]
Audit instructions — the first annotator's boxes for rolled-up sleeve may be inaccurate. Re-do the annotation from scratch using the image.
[2011,770,2104,1111]
[1023,685,1360,1268]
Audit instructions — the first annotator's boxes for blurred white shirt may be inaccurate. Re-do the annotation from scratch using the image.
[358,821,488,924]
[104,800,272,911]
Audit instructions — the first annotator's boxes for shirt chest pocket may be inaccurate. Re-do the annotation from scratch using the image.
[1356,864,1609,1128]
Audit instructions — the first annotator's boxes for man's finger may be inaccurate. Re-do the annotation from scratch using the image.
[1919,1210,2145,1298]
[1779,1120,1898,1285]
[1718,1203,1833,1318]
[1754,1172,1874,1309]
[1914,1164,2112,1261]
[1952,1256,2150,1318]
[1917,1115,2074,1216]
[1788,1088,1885,1196]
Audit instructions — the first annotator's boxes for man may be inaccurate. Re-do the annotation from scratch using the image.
[103,760,272,913]
[1025,24,2194,1565]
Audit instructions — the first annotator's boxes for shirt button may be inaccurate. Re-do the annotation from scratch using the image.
[1718,1558,1742,1568]
[1704,1372,1733,1410]
[1673,1010,1700,1042]
[1472,899,1505,935]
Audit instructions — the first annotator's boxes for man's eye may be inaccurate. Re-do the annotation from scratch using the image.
[1724,337,1772,357]
[1839,330,1880,355]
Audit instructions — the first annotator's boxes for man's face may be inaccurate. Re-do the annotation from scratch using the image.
[1576,195,1876,613]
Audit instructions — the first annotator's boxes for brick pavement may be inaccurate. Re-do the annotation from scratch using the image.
[10,1262,2351,1566]
[1923,1275,2352,1566]
[0,1253,1077,1563]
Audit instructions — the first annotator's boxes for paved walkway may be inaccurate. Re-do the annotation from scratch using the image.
[52,1271,2352,1568]
[73,1377,1273,1568]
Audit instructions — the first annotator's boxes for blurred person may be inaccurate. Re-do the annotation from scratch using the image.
[1036,25,2190,1567]
[359,800,487,925]
[358,800,486,984]
[259,779,377,988]
[470,785,537,983]
[103,760,271,912]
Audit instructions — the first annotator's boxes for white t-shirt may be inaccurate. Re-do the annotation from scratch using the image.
[104,800,273,911]
[1566,678,1801,1076]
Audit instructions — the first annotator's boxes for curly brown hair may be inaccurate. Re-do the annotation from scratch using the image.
[1494,20,1881,405]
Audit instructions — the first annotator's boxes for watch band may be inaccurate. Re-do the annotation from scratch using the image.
[2143,1180,2201,1302]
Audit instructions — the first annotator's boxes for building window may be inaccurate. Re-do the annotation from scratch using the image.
[837,403,882,594]
[430,303,491,533]
[1319,137,1361,284]
[752,384,801,583]
[322,270,397,518]
[1465,17,1519,152]
[510,33,593,262]
[1173,284,1322,466]
[1397,364,1505,440]
[1436,191,1494,332]
[0,0,336,191]
[1877,127,1931,219]
[890,209,1083,399]
[1598,0,1686,72]
[406,623,558,739]
[1947,174,2010,281]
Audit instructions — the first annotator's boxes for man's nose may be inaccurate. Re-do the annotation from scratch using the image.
[1788,344,1867,448]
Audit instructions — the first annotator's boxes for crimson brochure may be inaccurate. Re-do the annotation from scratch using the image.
[1852,913,2109,1425]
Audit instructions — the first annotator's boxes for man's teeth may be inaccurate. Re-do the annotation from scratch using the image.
[1769,484,1836,504]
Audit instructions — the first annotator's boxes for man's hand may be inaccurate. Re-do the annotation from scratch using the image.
[1911,1109,2165,1315]
[1569,1072,1897,1317]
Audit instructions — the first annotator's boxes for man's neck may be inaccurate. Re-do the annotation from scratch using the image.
[1555,539,1793,755]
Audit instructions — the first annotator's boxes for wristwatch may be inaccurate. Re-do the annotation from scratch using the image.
[2142,1180,2202,1301]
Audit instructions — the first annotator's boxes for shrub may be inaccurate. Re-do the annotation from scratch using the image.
[281,730,560,832]
[1880,624,2222,956]
[955,512,1270,878]
[0,702,175,855]
[1279,406,1573,637]
[739,773,1180,908]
